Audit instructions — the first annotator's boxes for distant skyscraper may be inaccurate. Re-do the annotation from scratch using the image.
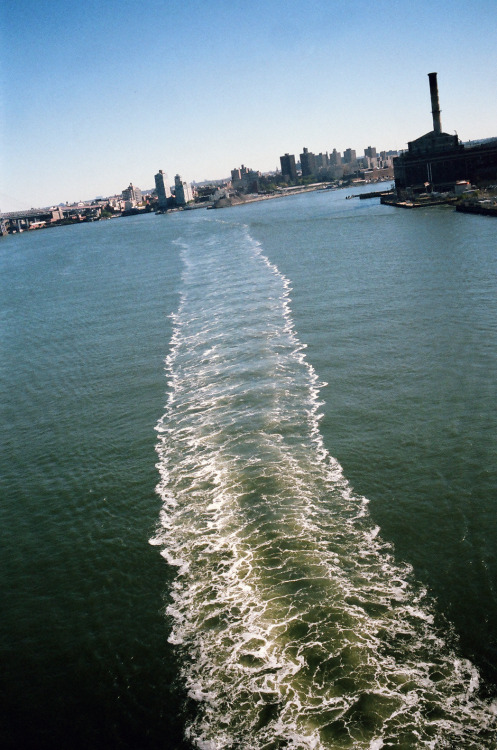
[329,149,342,166]
[343,149,357,164]
[364,146,377,159]
[155,170,171,210]
[300,147,316,177]
[280,153,297,182]
[174,174,193,205]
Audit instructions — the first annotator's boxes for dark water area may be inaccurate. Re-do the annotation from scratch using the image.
[1,189,496,748]
[0,216,191,749]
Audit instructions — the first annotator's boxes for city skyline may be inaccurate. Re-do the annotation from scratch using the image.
[1,140,395,216]
[2,0,497,212]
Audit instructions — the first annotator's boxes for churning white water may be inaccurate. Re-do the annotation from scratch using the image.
[152,217,496,749]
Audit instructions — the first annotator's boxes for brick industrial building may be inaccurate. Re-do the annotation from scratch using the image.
[394,73,497,193]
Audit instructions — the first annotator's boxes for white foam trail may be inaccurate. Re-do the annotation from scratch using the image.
[151,216,496,749]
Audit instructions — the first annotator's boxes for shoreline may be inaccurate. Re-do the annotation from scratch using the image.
[0,181,394,235]
[209,181,392,209]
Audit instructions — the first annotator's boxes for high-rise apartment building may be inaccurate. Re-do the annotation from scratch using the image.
[122,183,142,205]
[329,149,342,166]
[280,153,297,182]
[231,165,260,193]
[314,152,329,170]
[154,170,171,210]
[300,147,316,177]
[343,149,357,164]
[174,174,193,205]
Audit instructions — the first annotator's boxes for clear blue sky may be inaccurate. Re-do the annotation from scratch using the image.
[1,0,496,211]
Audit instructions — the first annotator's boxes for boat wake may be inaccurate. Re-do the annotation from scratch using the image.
[151,216,496,749]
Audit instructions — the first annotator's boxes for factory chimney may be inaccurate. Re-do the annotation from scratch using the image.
[428,72,442,135]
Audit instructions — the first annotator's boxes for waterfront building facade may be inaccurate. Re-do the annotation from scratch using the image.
[394,138,497,193]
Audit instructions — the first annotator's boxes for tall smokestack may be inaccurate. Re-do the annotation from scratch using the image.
[428,72,442,135]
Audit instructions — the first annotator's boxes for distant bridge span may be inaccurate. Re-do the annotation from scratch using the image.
[0,204,103,232]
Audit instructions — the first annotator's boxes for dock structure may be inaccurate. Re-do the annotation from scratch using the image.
[456,199,497,217]
[380,194,458,209]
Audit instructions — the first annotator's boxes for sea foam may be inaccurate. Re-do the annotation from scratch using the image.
[151,216,496,749]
